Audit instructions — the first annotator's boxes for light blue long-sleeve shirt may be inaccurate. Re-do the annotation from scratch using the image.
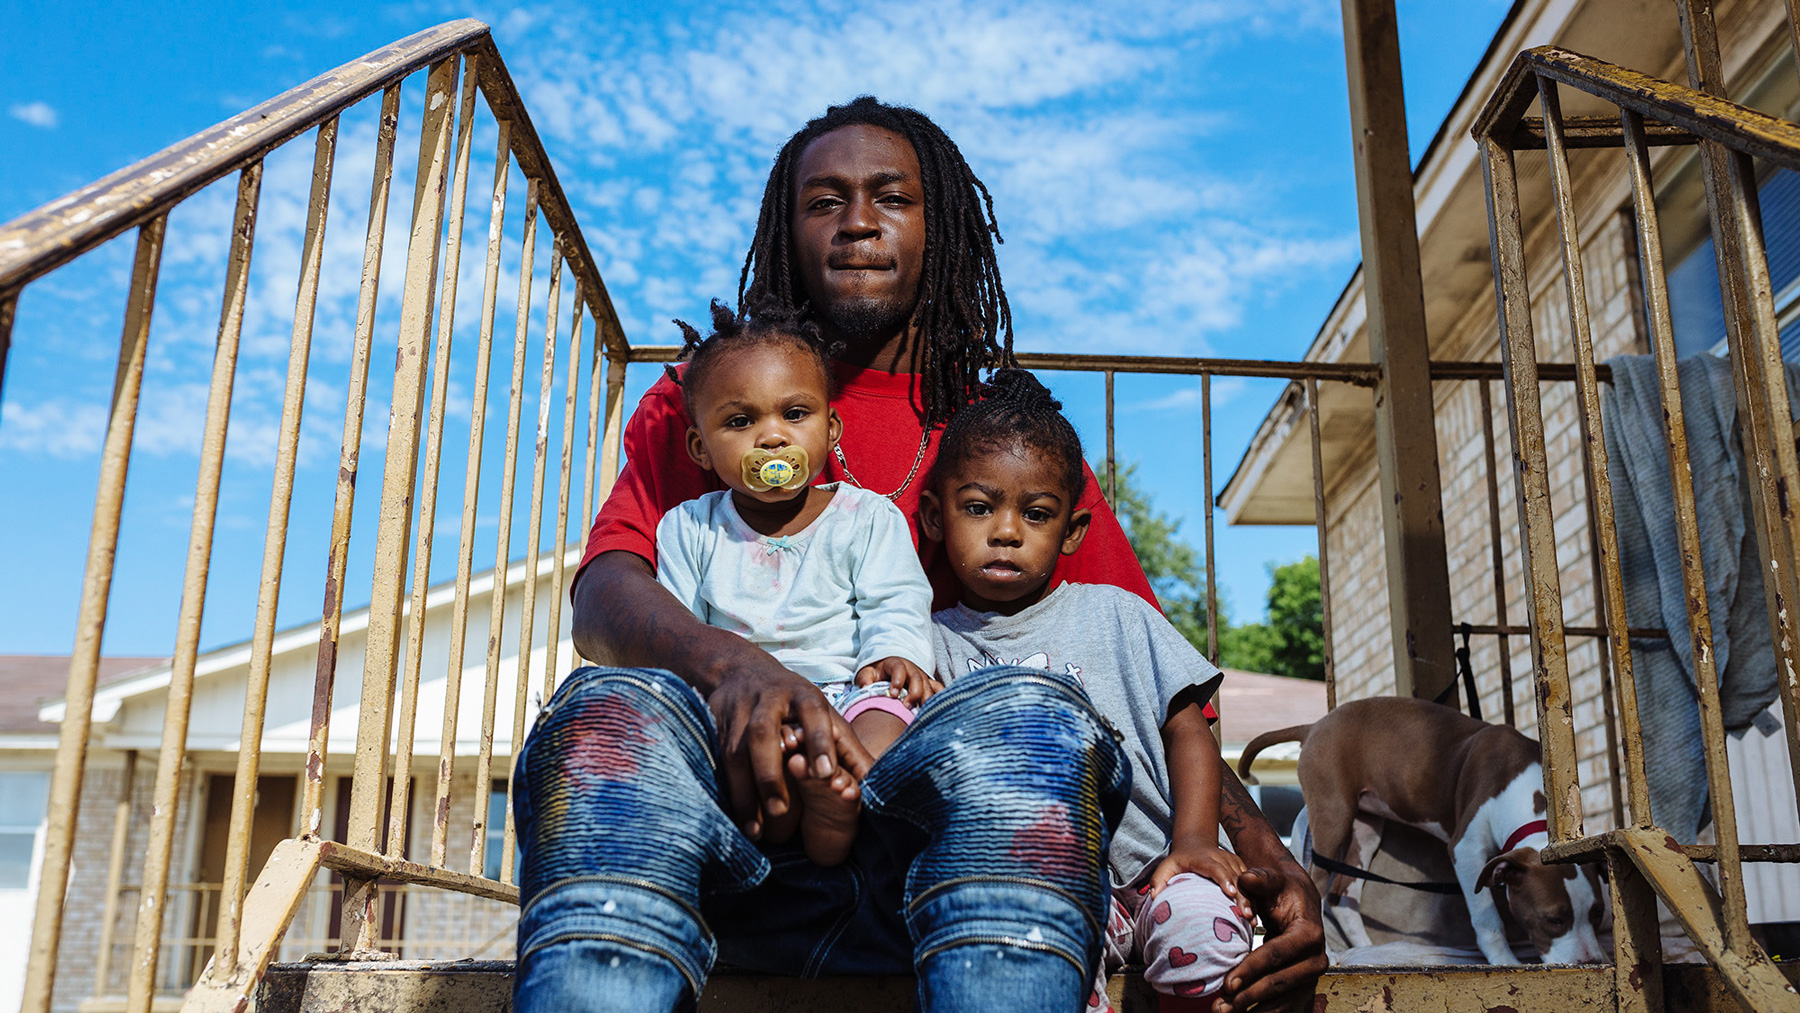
[654,483,934,684]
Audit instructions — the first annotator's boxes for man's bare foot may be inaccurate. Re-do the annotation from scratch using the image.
[787,750,860,866]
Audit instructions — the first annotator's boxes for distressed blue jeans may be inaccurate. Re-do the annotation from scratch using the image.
[513,664,1129,1013]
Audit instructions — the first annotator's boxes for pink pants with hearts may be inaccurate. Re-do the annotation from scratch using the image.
[1087,872,1254,1011]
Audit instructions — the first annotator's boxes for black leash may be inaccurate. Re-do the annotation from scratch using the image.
[1434,621,1482,721]
[1309,851,1463,895]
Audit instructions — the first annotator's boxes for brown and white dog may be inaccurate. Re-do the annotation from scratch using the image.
[1238,696,1606,965]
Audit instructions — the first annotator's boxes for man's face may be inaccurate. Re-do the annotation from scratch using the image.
[791,124,926,344]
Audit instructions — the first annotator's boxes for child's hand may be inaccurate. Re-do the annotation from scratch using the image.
[855,657,943,706]
[1150,841,1248,899]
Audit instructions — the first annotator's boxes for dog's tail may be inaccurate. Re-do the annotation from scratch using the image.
[1236,723,1313,781]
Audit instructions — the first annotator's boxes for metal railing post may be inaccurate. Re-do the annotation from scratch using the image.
[501,241,564,885]
[390,54,480,865]
[1305,379,1337,710]
[21,215,164,1013]
[433,113,512,869]
[128,164,262,1013]
[597,351,628,500]
[1537,79,1644,827]
[470,176,539,878]
[1478,130,1584,842]
[1476,380,1517,727]
[90,750,138,998]
[1340,0,1457,700]
[1103,369,1116,504]
[343,54,460,947]
[217,118,338,976]
[304,82,401,835]
[1620,105,1750,950]
[1676,0,1800,820]
[543,285,586,699]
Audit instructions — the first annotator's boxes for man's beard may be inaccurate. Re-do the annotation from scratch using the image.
[822,293,915,344]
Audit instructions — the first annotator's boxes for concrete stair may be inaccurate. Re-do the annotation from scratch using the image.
[255,958,1800,1011]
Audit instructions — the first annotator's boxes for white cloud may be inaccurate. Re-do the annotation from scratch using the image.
[5,0,1359,477]
[9,101,58,129]
[1130,376,1250,414]
[461,0,1360,357]
[0,399,107,457]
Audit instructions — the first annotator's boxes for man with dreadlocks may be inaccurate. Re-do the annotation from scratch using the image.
[514,97,1325,1013]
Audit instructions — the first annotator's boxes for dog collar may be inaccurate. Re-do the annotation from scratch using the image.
[1502,819,1548,853]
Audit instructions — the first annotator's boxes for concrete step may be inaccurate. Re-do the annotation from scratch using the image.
[256,958,1798,1011]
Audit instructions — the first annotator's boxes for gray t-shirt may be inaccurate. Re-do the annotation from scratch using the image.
[931,582,1224,888]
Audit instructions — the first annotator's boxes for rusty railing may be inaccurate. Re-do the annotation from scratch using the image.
[0,19,631,1013]
[3,19,1381,1013]
[1472,3,1800,1009]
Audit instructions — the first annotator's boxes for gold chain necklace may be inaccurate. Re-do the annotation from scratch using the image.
[835,430,932,502]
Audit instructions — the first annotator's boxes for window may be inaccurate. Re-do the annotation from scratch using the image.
[0,771,50,889]
[1666,167,1800,360]
[483,781,523,881]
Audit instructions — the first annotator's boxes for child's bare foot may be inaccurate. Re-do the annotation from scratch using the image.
[786,750,861,866]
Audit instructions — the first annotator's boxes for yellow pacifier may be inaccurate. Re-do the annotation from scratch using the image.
[741,446,811,492]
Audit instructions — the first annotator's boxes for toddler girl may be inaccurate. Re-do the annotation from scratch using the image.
[654,301,940,866]
[658,300,943,863]
[922,369,1253,1012]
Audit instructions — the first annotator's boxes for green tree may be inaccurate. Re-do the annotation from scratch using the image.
[1224,557,1325,681]
[1107,462,1324,680]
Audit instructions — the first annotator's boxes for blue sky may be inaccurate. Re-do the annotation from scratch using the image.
[0,0,1513,657]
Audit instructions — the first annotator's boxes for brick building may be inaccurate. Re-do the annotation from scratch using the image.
[1222,0,1800,923]
[5,552,576,1012]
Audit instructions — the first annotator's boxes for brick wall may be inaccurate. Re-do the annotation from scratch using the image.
[394,766,518,961]
[49,757,521,1012]
[53,758,198,1012]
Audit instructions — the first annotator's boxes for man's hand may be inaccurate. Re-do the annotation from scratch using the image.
[573,552,873,837]
[854,656,941,706]
[1212,866,1325,1013]
[1212,760,1325,1013]
[707,664,873,838]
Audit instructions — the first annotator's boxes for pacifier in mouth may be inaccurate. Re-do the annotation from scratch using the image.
[740,446,811,492]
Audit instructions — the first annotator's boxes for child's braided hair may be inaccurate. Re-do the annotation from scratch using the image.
[931,368,1085,502]
[666,298,839,419]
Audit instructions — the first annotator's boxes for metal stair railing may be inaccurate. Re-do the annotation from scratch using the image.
[1471,3,1800,1011]
[0,19,633,1013]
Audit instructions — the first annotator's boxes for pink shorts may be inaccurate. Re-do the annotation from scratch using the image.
[1089,871,1254,1011]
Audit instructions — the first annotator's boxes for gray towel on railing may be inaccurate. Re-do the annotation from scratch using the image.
[1601,353,1792,841]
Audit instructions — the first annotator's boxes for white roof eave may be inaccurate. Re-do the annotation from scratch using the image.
[38,543,584,725]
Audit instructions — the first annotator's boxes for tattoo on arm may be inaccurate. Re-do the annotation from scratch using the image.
[1218,756,1263,844]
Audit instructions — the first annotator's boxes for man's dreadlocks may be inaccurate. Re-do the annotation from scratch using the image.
[738,95,1014,426]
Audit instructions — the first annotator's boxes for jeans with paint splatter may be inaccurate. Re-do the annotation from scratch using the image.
[512,664,1129,1013]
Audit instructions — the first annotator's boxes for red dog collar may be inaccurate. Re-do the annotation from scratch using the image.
[1502,819,1549,853]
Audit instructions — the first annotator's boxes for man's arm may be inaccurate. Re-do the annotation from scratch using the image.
[573,551,872,835]
[1213,759,1326,1013]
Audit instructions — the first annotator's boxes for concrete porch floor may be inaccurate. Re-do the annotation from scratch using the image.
[256,958,1800,1011]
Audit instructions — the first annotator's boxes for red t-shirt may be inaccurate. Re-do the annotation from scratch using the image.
[577,361,1159,612]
